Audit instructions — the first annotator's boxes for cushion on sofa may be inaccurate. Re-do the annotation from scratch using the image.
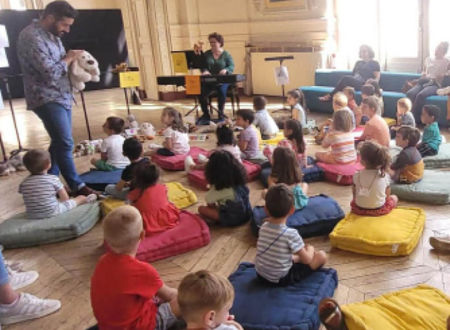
[317,161,364,185]
[342,285,450,330]
[391,170,450,204]
[0,203,100,248]
[188,161,261,190]
[152,146,207,171]
[251,194,345,237]
[329,207,425,256]
[80,169,123,191]
[379,72,420,92]
[136,211,210,262]
[229,262,338,330]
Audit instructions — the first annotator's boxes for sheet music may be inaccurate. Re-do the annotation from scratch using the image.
[0,90,4,110]
[274,65,289,86]
[0,48,9,68]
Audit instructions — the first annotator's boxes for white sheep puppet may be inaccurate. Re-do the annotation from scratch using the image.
[69,51,100,92]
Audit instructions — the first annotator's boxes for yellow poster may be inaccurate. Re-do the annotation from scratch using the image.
[185,75,201,95]
[119,71,141,88]
[172,52,188,74]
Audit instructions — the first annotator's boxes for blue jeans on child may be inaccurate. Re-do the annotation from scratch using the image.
[34,102,85,192]
[105,184,129,200]
[0,251,9,286]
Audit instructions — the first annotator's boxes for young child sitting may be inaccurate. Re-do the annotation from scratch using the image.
[253,96,279,139]
[366,79,384,114]
[359,84,377,124]
[185,124,241,172]
[391,126,424,183]
[264,119,308,168]
[104,137,150,200]
[267,147,309,210]
[128,161,179,234]
[418,105,441,157]
[390,98,415,139]
[343,86,361,125]
[91,206,180,329]
[351,141,398,216]
[236,109,266,164]
[91,116,130,171]
[177,270,243,330]
[19,149,97,219]
[198,150,252,226]
[287,89,307,127]
[148,107,190,156]
[315,110,357,164]
[255,184,327,285]
[359,96,390,147]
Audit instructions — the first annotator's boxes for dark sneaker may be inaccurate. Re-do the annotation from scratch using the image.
[76,185,100,197]
[196,115,211,126]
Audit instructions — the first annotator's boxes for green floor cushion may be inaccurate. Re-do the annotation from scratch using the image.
[0,203,100,248]
[391,170,450,205]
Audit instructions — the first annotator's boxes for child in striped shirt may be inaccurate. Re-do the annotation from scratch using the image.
[315,110,357,164]
[255,184,327,285]
[19,149,97,219]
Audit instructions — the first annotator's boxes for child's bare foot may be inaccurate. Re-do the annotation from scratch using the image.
[319,94,332,102]
[319,298,347,330]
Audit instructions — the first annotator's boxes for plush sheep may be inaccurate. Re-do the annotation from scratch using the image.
[127,114,139,129]
[69,51,100,92]
[140,122,155,139]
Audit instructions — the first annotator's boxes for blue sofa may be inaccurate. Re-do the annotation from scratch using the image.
[301,70,449,126]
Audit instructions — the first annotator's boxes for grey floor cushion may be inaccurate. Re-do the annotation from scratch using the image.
[391,170,450,204]
[0,202,100,248]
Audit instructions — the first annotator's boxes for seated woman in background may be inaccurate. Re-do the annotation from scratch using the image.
[319,45,380,102]
[407,41,450,124]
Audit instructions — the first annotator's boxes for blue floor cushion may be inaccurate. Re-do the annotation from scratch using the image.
[229,262,338,330]
[391,170,450,204]
[0,203,100,248]
[79,169,123,191]
[251,194,345,237]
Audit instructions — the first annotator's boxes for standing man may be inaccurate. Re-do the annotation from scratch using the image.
[17,1,95,196]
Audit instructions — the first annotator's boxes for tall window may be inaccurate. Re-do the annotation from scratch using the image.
[429,0,450,56]
[9,0,25,10]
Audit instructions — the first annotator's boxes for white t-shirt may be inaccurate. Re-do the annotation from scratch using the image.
[163,127,190,155]
[101,134,130,168]
[353,169,390,209]
[216,144,242,162]
[425,57,450,80]
[215,323,239,330]
[293,103,307,127]
[254,109,279,137]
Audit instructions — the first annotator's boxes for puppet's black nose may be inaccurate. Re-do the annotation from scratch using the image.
[87,60,95,65]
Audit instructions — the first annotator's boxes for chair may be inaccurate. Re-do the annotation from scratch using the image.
[208,83,241,118]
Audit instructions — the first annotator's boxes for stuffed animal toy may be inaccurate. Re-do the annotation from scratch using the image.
[193,41,204,55]
[0,163,9,176]
[8,153,26,172]
[69,51,100,92]
[127,114,139,129]
[73,139,103,157]
[140,122,155,140]
[112,62,129,73]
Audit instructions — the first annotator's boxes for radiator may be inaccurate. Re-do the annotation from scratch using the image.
[251,51,322,96]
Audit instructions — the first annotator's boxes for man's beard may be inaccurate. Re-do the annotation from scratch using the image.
[49,23,64,37]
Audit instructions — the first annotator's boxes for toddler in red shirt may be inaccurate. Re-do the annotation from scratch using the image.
[91,206,180,329]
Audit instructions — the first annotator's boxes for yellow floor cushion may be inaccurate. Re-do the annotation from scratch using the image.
[342,285,450,330]
[261,131,284,146]
[383,117,396,126]
[329,207,425,256]
[100,182,198,217]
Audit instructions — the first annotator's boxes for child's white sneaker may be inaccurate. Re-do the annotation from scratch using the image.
[6,265,38,290]
[184,156,195,172]
[86,194,97,203]
[0,293,61,325]
[197,154,208,164]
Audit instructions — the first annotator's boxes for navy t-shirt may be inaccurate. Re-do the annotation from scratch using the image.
[352,60,380,82]
[121,157,150,182]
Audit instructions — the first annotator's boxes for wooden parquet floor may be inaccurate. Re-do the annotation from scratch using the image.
[1,88,450,329]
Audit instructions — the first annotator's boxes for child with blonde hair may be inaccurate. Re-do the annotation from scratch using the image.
[390,98,415,138]
[256,184,327,285]
[351,141,398,216]
[177,270,243,330]
[315,110,357,164]
[359,96,390,147]
[91,205,180,329]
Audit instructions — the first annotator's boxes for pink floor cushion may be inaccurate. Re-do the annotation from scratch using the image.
[317,161,364,185]
[136,211,210,262]
[151,147,208,171]
[188,161,262,190]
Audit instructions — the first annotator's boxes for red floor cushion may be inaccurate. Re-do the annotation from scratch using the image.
[152,146,208,171]
[136,211,210,262]
[317,161,363,185]
[188,161,261,190]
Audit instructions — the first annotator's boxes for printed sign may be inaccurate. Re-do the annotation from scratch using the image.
[119,71,141,88]
[185,75,201,95]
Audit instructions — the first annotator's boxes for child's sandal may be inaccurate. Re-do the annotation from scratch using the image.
[318,298,347,330]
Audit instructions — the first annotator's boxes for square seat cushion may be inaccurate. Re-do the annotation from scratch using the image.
[100,182,198,216]
[383,117,396,126]
[188,161,261,190]
[251,194,345,237]
[391,170,450,205]
[79,169,123,191]
[329,207,425,256]
[422,143,450,169]
[229,262,338,330]
[342,285,450,330]
[0,203,100,249]
[151,146,207,171]
[317,161,364,185]
[136,211,210,262]
[261,131,284,146]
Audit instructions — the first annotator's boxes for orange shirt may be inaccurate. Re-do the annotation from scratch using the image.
[360,115,390,147]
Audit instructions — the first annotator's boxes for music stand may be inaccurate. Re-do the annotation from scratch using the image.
[264,56,294,112]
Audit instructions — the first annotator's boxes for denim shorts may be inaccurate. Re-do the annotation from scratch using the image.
[57,199,77,214]
[155,302,178,330]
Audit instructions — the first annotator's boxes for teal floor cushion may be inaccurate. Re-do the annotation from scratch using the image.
[391,170,450,204]
[229,262,338,330]
[0,203,100,248]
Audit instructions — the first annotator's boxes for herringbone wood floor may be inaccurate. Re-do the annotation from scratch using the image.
[1,89,450,329]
